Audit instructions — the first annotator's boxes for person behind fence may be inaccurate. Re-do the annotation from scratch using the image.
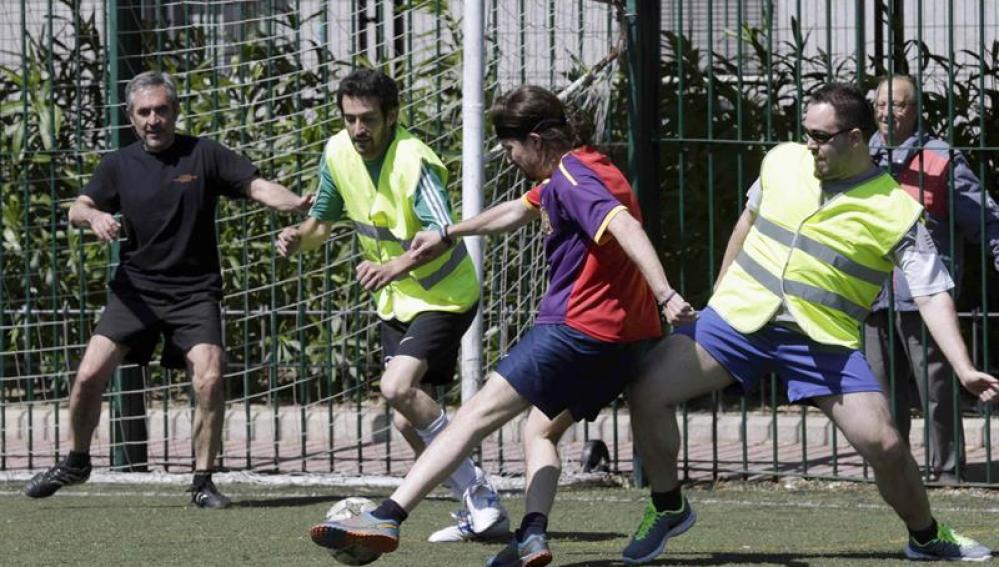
[23,70,312,508]
[620,82,998,564]
[864,74,999,485]
[273,68,508,542]
[305,84,695,567]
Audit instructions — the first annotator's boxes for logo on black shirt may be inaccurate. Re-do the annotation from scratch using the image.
[174,174,198,183]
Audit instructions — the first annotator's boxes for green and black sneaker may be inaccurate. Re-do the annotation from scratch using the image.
[621,496,697,565]
[904,523,991,562]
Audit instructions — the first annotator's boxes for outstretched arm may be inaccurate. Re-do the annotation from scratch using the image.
[68,195,121,242]
[605,210,696,325]
[246,177,313,213]
[275,216,333,257]
[914,291,999,403]
[408,198,539,262]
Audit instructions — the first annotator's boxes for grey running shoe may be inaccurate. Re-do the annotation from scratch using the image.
[485,533,552,567]
[24,461,91,498]
[310,511,401,554]
[621,497,696,565]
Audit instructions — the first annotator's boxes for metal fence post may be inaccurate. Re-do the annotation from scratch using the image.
[108,0,147,472]
[625,0,661,488]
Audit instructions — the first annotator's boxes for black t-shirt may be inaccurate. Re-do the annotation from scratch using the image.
[83,134,258,295]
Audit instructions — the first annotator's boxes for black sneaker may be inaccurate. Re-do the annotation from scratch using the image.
[189,479,232,509]
[24,461,92,498]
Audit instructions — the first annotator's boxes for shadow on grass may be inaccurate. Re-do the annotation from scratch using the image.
[235,495,341,508]
[559,550,901,566]
[549,530,627,543]
[39,503,186,510]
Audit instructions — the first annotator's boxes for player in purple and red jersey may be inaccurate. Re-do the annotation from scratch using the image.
[307,85,694,567]
[524,147,661,343]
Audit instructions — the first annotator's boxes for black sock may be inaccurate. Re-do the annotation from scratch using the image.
[515,512,549,541]
[192,471,212,489]
[651,487,683,513]
[66,451,90,469]
[909,519,939,545]
[371,498,408,523]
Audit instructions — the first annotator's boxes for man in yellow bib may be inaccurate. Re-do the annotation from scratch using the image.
[621,83,998,564]
[275,68,506,541]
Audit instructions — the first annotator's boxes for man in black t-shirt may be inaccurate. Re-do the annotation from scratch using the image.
[24,70,311,508]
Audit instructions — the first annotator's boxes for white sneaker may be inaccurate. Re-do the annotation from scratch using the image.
[463,476,507,534]
[427,508,510,543]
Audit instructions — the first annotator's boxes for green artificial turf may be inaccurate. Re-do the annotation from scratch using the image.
[1,481,996,566]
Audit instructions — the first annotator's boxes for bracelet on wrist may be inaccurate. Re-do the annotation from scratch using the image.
[438,225,454,246]
[658,290,677,311]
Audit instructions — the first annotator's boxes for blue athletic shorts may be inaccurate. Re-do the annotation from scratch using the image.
[496,323,651,421]
[676,307,882,403]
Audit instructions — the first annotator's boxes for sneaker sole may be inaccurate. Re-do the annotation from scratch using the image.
[522,550,553,567]
[904,544,992,562]
[469,511,507,535]
[428,524,510,543]
[621,509,698,565]
[192,499,232,509]
[310,525,399,553]
[25,482,87,499]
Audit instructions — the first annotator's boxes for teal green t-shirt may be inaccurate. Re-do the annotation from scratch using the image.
[308,150,453,229]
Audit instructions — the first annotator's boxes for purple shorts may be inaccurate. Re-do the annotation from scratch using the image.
[676,307,882,403]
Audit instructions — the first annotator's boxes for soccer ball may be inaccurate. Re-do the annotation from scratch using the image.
[323,497,382,566]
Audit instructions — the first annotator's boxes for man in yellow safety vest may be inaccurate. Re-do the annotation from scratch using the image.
[275,68,506,542]
[621,82,998,564]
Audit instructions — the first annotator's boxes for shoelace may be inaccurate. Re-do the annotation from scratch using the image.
[632,504,664,540]
[452,509,474,536]
[936,525,976,547]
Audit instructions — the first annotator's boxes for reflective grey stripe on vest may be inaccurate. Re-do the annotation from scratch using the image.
[354,221,466,290]
[753,216,888,286]
[354,222,412,249]
[417,241,468,290]
[734,251,870,322]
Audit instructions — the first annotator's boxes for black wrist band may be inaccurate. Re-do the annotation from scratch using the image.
[438,225,454,246]
[658,290,677,310]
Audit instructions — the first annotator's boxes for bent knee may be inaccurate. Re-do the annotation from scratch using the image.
[192,371,223,397]
[380,377,414,405]
[860,431,910,466]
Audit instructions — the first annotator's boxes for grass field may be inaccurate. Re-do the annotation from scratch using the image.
[1,480,996,566]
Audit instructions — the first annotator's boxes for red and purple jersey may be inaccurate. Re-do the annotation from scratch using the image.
[522,147,662,343]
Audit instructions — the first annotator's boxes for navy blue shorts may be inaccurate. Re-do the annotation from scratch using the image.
[677,307,882,403]
[496,324,651,421]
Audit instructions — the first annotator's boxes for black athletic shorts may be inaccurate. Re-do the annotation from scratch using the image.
[379,304,478,386]
[93,284,224,369]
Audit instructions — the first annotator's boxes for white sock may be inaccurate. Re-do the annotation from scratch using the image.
[416,409,479,499]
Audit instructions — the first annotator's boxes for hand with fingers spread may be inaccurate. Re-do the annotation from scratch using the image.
[275,226,302,257]
[956,369,999,404]
[294,193,315,215]
[356,260,404,292]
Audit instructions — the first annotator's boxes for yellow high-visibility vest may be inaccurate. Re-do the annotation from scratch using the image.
[709,143,924,349]
[324,127,479,322]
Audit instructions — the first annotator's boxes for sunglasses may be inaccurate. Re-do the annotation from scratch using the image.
[802,127,854,145]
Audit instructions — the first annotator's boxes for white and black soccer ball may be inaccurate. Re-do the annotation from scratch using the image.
[324,497,381,566]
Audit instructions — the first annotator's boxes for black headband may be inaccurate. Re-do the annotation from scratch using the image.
[494,116,568,140]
